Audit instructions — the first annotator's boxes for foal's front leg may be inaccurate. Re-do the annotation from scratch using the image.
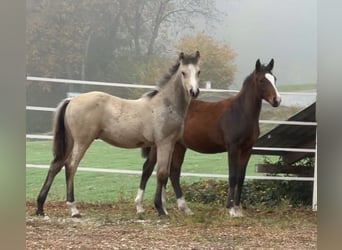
[227,150,243,217]
[169,143,193,215]
[154,143,174,216]
[227,149,252,217]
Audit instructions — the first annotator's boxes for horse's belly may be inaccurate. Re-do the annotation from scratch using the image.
[186,141,226,154]
[99,132,152,149]
[183,133,225,153]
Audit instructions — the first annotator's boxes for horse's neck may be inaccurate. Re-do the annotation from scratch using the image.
[236,80,262,122]
[160,73,190,116]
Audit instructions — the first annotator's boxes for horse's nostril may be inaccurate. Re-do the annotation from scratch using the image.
[273,96,281,107]
[190,89,200,98]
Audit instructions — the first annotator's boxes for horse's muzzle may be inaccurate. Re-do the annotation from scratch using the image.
[272,96,281,107]
[190,88,200,98]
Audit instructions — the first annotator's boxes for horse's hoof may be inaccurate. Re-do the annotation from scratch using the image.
[137,213,145,220]
[157,210,169,217]
[229,206,244,217]
[71,213,82,218]
[179,206,194,216]
[136,206,145,214]
[185,209,194,216]
[36,210,45,216]
[158,213,169,217]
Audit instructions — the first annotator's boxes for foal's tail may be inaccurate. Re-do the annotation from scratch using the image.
[52,98,71,164]
[141,147,152,158]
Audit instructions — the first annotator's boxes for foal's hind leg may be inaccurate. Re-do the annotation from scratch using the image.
[36,160,65,216]
[169,143,193,215]
[65,142,91,217]
[135,147,157,214]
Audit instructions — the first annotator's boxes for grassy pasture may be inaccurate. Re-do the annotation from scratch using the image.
[26,140,276,203]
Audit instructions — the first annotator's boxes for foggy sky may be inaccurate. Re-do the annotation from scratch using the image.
[211,0,317,86]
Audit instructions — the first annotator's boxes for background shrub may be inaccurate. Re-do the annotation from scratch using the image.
[180,179,313,209]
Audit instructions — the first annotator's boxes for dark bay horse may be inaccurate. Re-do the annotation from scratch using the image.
[36,51,201,217]
[135,59,281,217]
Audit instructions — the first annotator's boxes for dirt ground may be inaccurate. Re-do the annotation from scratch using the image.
[26,201,317,249]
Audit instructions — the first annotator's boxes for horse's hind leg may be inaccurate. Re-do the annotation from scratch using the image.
[169,143,193,215]
[154,143,174,216]
[135,147,157,214]
[65,142,91,217]
[36,160,65,216]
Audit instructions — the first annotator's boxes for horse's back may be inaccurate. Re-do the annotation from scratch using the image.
[183,95,259,153]
[64,91,151,147]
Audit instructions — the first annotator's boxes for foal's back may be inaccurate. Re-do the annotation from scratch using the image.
[64,91,153,148]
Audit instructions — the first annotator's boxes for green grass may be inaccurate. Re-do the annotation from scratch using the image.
[26,140,277,203]
[277,83,316,92]
[26,140,276,174]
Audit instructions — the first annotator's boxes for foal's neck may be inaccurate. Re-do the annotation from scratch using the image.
[238,75,262,121]
[164,73,190,117]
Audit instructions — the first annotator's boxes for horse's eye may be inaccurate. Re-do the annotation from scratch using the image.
[197,70,201,76]
[181,72,186,77]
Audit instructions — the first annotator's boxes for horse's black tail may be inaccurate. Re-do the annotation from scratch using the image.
[141,147,152,158]
[52,98,71,164]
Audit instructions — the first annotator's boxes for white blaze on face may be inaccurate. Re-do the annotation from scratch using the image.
[265,73,281,102]
[187,64,199,94]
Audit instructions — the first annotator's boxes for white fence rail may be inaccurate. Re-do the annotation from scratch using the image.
[26,76,317,210]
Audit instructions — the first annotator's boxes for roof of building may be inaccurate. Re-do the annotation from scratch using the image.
[253,102,316,164]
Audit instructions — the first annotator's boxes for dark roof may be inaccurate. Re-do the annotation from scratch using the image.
[253,102,316,164]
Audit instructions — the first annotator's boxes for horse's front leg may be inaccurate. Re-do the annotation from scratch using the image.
[154,143,174,216]
[227,150,239,216]
[169,143,193,215]
[227,149,252,217]
[135,147,157,214]
[227,150,243,217]
[234,149,252,215]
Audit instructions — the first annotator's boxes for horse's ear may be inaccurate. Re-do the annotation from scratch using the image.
[268,58,274,71]
[255,59,261,71]
[179,52,185,62]
[195,50,200,59]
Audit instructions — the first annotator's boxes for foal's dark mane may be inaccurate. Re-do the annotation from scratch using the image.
[145,53,200,99]
[158,54,200,88]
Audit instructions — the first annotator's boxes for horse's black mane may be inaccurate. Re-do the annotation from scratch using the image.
[158,62,181,89]
[144,53,199,99]
[144,89,159,98]
[158,53,200,89]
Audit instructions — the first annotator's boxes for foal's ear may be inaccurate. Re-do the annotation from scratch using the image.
[267,58,274,71]
[195,50,200,59]
[255,59,261,71]
[179,52,185,62]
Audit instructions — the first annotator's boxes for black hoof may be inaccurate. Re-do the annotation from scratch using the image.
[157,210,168,217]
[71,213,82,218]
[36,210,45,216]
